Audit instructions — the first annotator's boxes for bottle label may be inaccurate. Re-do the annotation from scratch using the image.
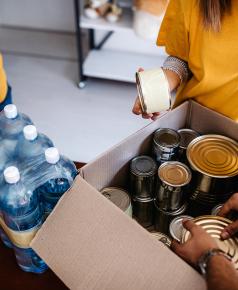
[0,216,41,248]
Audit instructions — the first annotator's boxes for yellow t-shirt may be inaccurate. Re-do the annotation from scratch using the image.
[157,0,238,121]
[0,54,8,103]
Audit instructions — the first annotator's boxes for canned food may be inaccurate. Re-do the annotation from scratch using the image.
[153,128,180,164]
[211,204,238,221]
[136,69,171,114]
[177,129,200,163]
[154,202,187,235]
[169,215,193,242]
[156,162,192,211]
[211,204,223,216]
[132,197,154,228]
[181,216,238,270]
[130,155,157,199]
[150,232,172,247]
[187,135,238,214]
[101,187,132,217]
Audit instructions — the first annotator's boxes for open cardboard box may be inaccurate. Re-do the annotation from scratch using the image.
[30,101,238,290]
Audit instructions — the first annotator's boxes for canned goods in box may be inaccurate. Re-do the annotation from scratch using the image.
[101,187,132,217]
[153,128,180,164]
[181,216,238,270]
[130,155,157,199]
[154,202,187,235]
[132,196,154,228]
[177,129,200,163]
[169,215,193,242]
[156,162,192,211]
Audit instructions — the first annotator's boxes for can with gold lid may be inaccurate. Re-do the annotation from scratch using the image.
[130,155,157,199]
[177,128,200,163]
[101,187,132,217]
[155,161,192,211]
[153,128,181,164]
[187,135,238,215]
[181,215,238,270]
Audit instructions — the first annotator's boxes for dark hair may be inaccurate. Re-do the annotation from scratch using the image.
[200,0,232,31]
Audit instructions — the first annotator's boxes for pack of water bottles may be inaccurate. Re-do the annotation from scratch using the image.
[0,104,78,274]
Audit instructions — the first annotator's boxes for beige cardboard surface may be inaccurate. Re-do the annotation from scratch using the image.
[31,101,237,290]
[31,175,205,290]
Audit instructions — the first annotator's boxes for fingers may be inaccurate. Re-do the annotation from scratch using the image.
[218,193,238,217]
[221,220,238,240]
[132,98,142,115]
[138,67,144,72]
[182,219,200,236]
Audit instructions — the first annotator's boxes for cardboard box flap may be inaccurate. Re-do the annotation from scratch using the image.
[31,175,205,290]
[188,102,238,141]
[80,102,189,190]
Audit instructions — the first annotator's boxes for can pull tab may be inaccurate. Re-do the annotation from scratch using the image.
[103,193,111,200]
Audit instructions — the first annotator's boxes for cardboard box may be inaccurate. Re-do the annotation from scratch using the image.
[30,101,238,290]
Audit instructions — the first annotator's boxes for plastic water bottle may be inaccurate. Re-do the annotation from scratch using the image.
[37,147,77,216]
[0,104,32,165]
[0,166,48,273]
[16,125,53,168]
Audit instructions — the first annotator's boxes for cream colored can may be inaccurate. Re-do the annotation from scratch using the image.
[101,187,132,217]
[136,68,171,114]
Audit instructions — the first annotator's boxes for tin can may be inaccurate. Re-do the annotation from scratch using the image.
[154,202,187,235]
[181,216,238,270]
[130,155,157,199]
[211,204,223,216]
[187,135,238,214]
[136,69,171,114]
[155,162,192,211]
[101,187,132,217]
[177,129,200,163]
[153,128,180,164]
[211,204,238,221]
[150,232,172,248]
[169,215,193,242]
[132,197,154,228]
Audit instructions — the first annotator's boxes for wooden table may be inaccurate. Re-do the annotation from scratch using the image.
[0,162,85,290]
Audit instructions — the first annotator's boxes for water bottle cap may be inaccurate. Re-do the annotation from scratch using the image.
[45,147,60,164]
[23,125,38,141]
[4,104,18,119]
[4,166,20,184]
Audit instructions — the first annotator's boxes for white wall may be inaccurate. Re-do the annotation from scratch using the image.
[0,0,76,32]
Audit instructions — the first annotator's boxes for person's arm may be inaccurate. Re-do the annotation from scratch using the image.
[207,255,238,290]
[172,220,238,290]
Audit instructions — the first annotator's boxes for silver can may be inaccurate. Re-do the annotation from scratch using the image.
[169,215,193,242]
[154,202,187,235]
[177,129,200,163]
[101,187,132,217]
[211,204,238,221]
[155,162,192,211]
[153,128,180,164]
[132,197,154,228]
[130,155,157,199]
[211,204,223,216]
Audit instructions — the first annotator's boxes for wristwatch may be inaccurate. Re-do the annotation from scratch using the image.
[198,248,232,276]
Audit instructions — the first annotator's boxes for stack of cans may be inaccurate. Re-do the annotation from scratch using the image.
[130,155,157,228]
[154,161,192,235]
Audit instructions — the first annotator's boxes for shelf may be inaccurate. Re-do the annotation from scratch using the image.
[80,8,133,32]
[84,49,167,83]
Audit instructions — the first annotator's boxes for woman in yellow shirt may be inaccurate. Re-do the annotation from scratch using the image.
[133,0,238,121]
[0,54,12,111]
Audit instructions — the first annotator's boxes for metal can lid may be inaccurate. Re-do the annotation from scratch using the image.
[133,196,154,203]
[169,215,193,242]
[101,187,131,212]
[187,134,238,178]
[181,216,238,269]
[178,129,200,149]
[153,128,180,149]
[150,232,172,247]
[158,161,192,187]
[130,155,157,177]
[211,204,224,216]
